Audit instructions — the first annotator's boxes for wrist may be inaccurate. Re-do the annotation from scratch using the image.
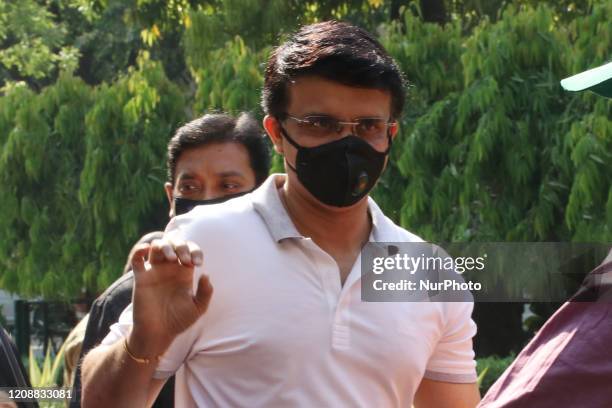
[126,328,172,360]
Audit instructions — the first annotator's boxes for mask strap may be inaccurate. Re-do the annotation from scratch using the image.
[383,131,393,155]
[278,124,302,150]
[278,124,301,173]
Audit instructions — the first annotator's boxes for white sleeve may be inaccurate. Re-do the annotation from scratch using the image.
[153,318,205,379]
[424,301,478,383]
[100,303,133,346]
[99,300,203,379]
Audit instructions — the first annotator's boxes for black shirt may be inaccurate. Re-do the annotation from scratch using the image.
[70,272,175,407]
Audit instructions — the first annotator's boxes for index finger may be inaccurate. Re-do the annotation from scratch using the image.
[130,243,151,275]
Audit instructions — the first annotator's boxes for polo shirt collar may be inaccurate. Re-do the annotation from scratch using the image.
[366,196,388,243]
[251,174,392,244]
[251,174,302,242]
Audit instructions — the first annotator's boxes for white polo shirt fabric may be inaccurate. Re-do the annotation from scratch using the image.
[103,174,477,407]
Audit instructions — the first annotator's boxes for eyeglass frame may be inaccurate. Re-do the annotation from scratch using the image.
[282,114,397,142]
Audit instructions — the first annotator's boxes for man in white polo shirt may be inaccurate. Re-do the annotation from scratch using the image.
[82,21,479,407]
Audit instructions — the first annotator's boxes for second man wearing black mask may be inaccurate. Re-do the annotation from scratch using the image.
[70,112,269,407]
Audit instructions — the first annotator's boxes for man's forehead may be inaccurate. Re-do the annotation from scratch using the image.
[286,76,392,117]
[175,143,250,172]
[175,169,246,180]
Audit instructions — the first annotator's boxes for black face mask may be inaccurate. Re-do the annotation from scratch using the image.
[280,127,392,207]
[173,190,251,216]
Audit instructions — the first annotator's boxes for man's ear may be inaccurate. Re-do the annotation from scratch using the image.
[164,182,175,218]
[389,121,399,140]
[263,115,284,154]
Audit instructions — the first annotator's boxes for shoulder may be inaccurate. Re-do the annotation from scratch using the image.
[91,272,134,312]
[368,197,424,243]
[97,272,134,301]
[389,223,425,243]
[178,192,254,223]
[165,193,262,244]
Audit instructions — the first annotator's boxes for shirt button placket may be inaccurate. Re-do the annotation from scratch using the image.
[332,307,351,351]
[331,272,353,352]
[306,239,352,350]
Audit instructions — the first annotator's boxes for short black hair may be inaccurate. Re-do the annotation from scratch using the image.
[262,21,406,120]
[167,112,270,186]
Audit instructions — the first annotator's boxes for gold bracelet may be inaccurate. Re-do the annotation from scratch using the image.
[123,337,160,364]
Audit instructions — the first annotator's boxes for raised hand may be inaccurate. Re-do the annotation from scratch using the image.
[127,238,214,358]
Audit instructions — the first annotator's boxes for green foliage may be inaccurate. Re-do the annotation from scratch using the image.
[0,304,6,327]
[78,53,186,291]
[192,37,267,115]
[0,75,94,298]
[476,354,515,394]
[183,0,298,65]
[0,54,185,297]
[379,2,611,245]
[72,0,144,85]
[29,342,66,408]
[181,0,392,82]
[0,0,81,87]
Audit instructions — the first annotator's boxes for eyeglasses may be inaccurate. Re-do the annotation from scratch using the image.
[284,114,396,144]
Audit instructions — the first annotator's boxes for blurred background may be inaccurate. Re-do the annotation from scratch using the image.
[0,0,610,399]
